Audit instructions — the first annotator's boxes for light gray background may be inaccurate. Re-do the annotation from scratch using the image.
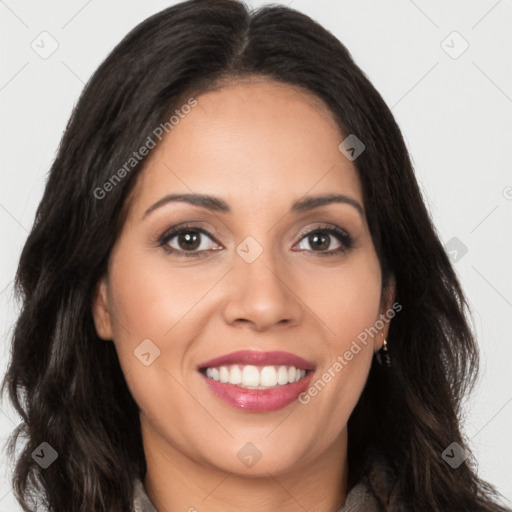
[1,0,511,509]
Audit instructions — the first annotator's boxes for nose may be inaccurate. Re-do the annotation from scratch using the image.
[221,245,304,332]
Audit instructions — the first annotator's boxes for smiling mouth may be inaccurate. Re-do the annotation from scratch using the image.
[199,364,311,390]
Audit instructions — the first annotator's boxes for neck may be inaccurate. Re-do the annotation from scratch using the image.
[141,417,349,512]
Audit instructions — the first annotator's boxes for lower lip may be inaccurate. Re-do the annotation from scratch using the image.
[199,371,314,412]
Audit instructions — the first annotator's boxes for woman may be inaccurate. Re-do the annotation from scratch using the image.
[2,0,509,511]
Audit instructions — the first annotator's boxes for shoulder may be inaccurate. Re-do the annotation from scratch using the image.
[337,480,380,512]
[133,478,158,512]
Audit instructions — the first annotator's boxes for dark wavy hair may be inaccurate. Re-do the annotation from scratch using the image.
[1,0,509,511]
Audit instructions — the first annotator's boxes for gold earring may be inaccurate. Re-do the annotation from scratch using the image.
[375,332,391,368]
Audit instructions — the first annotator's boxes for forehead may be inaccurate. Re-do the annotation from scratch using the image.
[129,79,363,217]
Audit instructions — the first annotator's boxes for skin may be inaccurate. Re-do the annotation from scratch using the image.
[92,78,395,512]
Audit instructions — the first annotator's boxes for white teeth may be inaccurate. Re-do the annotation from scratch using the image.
[242,365,260,386]
[260,366,277,387]
[228,365,242,385]
[276,365,289,385]
[203,364,308,389]
[219,366,230,383]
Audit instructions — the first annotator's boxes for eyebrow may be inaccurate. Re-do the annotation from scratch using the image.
[142,192,364,219]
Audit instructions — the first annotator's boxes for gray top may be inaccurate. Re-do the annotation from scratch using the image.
[133,478,379,512]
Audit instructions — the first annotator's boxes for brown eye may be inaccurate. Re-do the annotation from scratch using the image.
[294,225,354,256]
[159,226,222,257]
[175,231,202,251]
[307,232,332,251]
[296,230,342,252]
[166,229,215,252]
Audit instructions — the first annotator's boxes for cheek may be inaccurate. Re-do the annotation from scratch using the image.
[104,250,195,425]
[107,244,215,341]
[105,242,223,396]
[297,252,381,425]
[302,250,383,348]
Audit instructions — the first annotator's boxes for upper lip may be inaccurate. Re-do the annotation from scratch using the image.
[197,350,315,371]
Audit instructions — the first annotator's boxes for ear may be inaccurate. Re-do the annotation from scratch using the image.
[91,276,114,340]
[375,274,397,350]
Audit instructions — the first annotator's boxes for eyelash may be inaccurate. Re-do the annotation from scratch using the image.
[158,223,354,259]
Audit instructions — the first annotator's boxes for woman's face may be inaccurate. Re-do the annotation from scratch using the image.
[93,79,393,478]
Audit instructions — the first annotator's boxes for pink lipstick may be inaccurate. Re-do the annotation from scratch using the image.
[197,350,315,412]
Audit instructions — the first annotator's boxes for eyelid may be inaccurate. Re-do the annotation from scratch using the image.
[158,223,221,251]
[294,223,351,242]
